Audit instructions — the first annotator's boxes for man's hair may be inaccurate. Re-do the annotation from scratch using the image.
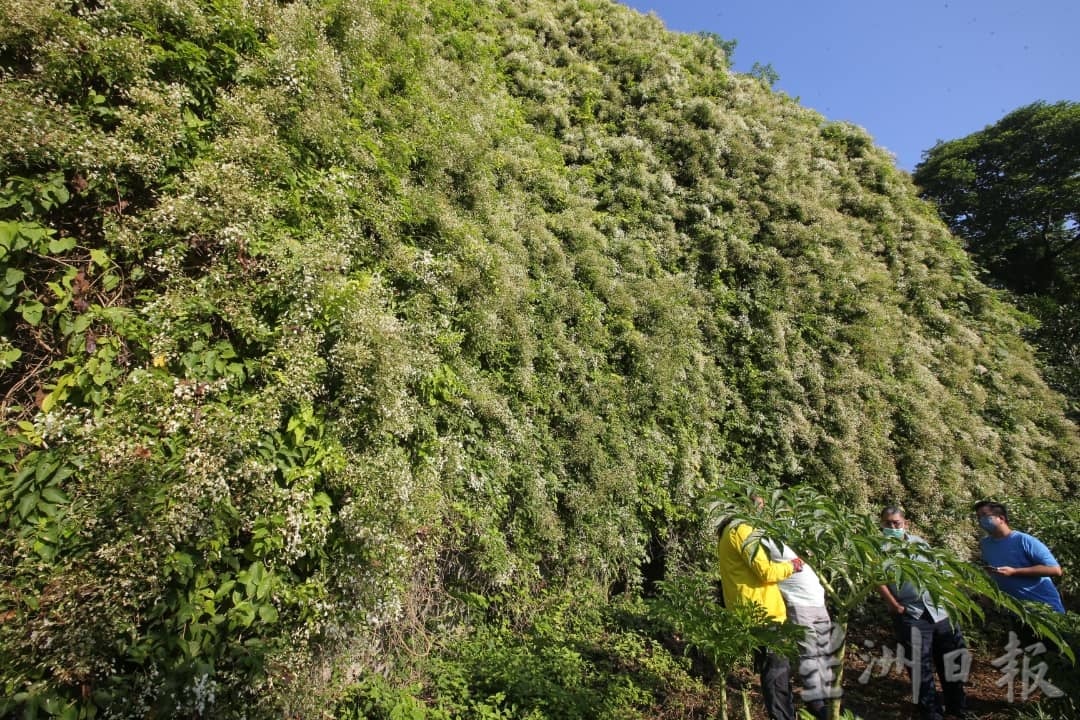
[974,500,1009,522]
[716,515,739,538]
[880,505,905,519]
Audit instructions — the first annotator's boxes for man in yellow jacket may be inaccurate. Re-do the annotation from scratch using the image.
[717,516,804,720]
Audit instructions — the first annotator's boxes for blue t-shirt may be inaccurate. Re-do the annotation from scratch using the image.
[979,531,1065,613]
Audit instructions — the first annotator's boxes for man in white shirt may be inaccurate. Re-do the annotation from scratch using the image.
[763,537,833,720]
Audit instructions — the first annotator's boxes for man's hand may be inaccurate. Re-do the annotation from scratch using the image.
[877,584,905,615]
[791,557,805,573]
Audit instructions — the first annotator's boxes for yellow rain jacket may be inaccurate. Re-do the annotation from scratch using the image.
[716,521,794,622]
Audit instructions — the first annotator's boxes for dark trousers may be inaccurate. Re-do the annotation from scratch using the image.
[892,612,967,719]
[754,648,796,720]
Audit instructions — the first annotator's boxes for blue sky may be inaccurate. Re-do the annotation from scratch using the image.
[620,0,1079,171]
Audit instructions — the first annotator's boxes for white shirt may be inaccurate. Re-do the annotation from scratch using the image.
[762,538,827,608]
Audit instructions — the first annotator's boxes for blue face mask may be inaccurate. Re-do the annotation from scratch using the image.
[978,516,997,533]
[881,527,904,539]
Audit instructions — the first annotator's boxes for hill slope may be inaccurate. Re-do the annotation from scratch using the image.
[1,0,1077,715]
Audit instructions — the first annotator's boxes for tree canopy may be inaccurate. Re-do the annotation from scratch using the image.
[913,101,1080,298]
[914,101,1080,412]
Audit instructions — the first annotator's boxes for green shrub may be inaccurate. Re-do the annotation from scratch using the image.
[2,0,1078,716]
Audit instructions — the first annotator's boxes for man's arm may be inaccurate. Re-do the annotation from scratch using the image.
[733,524,796,583]
[991,564,1062,578]
[995,534,1064,578]
[876,584,905,615]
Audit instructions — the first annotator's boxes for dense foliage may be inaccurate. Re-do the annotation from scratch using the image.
[913,101,1080,298]
[1,0,1078,716]
[913,101,1080,414]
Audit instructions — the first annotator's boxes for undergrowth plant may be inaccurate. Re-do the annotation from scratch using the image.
[652,571,803,720]
[337,591,710,720]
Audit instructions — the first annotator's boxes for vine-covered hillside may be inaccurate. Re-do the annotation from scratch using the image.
[1,0,1077,715]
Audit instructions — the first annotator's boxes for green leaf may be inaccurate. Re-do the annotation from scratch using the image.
[48,236,77,254]
[90,248,111,267]
[255,568,274,600]
[20,224,53,249]
[35,457,60,483]
[52,185,70,205]
[230,600,256,628]
[258,603,279,624]
[3,267,24,291]
[17,491,39,519]
[19,300,44,326]
[40,374,74,413]
[11,464,36,494]
[0,221,16,250]
[245,561,265,597]
[215,579,237,601]
[0,347,21,368]
[51,465,74,484]
[40,486,69,505]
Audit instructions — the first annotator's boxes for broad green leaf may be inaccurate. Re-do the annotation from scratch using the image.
[0,221,16,249]
[3,267,24,290]
[41,374,74,413]
[19,300,44,326]
[40,486,69,504]
[0,347,20,368]
[17,491,38,519]
[20,224,53,244]
[48,236,77,254]
[90,248,111,267]
[35,457,59,483]
[258,603,279,623]
[256,569,273,600]
[52,185,70,204]
[230,600,256,629]
[215,579,237,601]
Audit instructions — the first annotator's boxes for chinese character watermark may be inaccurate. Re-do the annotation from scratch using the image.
[801,622,845,702]
[855,629,1062,704]
[990,632,1064,703]
[857,632,924,703]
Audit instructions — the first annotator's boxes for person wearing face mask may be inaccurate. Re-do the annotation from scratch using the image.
[876,507,968,720]
[973,501,1065,613]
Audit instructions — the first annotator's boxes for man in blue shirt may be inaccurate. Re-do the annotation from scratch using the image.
[974,501,1065,614]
